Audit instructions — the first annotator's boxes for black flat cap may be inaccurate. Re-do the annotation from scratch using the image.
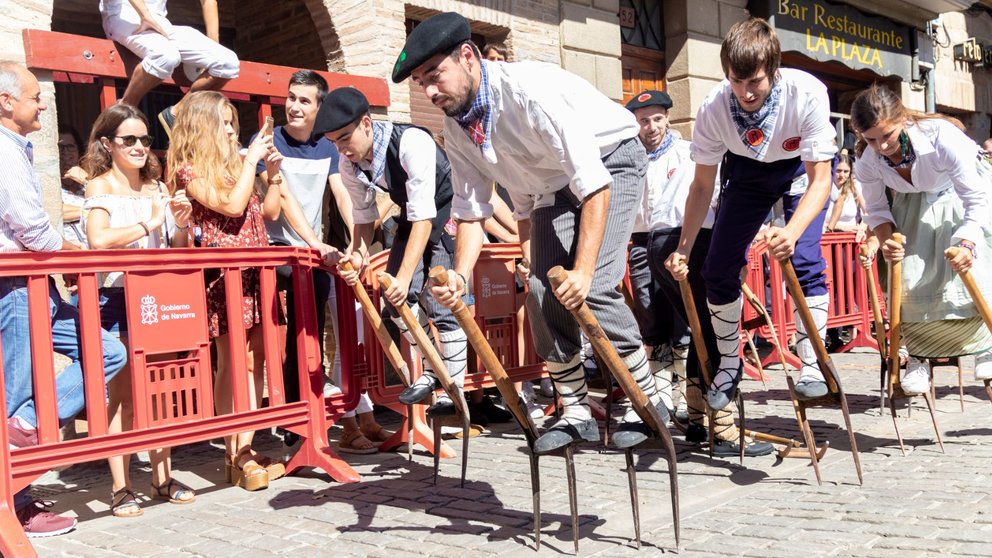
[625,90,673,111]
[312,87,369,140]
[392,12,471,83]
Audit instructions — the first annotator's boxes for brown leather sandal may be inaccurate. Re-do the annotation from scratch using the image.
[338,430,378,454]
[253,453,286,481]
[232,446,269,491]
[150,478,196,504]
[360,424,394,445]
[110,486,144,518]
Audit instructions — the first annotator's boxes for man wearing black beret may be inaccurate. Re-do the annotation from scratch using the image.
[314,86,469,420]
[400,12,668,454]
[625,90,773,458]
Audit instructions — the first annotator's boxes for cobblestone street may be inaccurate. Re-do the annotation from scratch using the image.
[27,349,992,557]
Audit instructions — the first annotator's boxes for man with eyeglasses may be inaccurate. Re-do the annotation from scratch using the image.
[0,61,128,538]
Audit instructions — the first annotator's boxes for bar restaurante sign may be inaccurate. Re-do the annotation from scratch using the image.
[750,0,914,79]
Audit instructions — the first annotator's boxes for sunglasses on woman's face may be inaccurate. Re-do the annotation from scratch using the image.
[112,135,154,148]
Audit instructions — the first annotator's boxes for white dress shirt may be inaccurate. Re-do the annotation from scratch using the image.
[634,136,717,232]
[691,68,837,166]
[446,60,639,221]
[0,126,64,253]
[854,118,990,245]
[339,125,439,225]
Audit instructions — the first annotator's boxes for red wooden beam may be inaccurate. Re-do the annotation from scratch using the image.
[23,29,390,107]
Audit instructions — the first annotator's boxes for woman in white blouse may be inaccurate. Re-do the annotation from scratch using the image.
[852,84,992,395]
[80,103,194,517]
[825,152,866,236]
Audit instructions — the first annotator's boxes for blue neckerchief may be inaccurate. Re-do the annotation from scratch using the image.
[728,78,782,159]
[648,131,676,161]
[351,121,393,193]
[455,60,494,160]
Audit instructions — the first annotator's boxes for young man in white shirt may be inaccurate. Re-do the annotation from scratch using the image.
[628,90,773,457]
[397,12,668,454]
[666,18,837,410]
[317,87,469,420]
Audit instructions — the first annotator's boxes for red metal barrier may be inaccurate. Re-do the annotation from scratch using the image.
[0,247,358,558]
[742,231,884,376]
[346,244,548,451]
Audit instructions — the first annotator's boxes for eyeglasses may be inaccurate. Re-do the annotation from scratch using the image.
[112,135,154,147]
[57,143,79,153]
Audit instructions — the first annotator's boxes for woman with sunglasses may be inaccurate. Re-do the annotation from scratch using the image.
[80,103,194,517]
[166,91,285,491]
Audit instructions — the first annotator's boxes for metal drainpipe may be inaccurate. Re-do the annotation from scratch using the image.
[925,68,936,113]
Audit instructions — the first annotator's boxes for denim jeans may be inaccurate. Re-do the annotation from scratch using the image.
[1,277,127,427]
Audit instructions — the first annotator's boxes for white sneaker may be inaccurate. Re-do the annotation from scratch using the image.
[901,358,931,395]
[521,390,546,419]
[975,351,992,381]
[323,379,342,398]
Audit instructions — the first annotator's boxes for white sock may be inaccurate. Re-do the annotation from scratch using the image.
[708,298,743,392]
[795,294,828,383]
[546,355,591,423]
[622,348,662,423]
[649,345,674,410]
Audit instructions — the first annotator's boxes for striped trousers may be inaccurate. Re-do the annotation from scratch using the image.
[526,138,646,363]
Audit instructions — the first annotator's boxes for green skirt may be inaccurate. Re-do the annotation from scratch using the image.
[890,187,992,358]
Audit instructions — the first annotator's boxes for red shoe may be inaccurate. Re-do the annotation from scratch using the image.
[7,417,38,449]
[17,500,76,538]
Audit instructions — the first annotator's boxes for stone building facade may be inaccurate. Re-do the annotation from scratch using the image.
[0,0,983,223]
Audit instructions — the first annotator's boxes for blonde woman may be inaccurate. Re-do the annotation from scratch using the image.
[80,103,194,516]
[167,91,284,491]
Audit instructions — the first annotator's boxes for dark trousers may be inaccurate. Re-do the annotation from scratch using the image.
[648,227,717,383]
[277,265,331,403]
[703,154,828,305]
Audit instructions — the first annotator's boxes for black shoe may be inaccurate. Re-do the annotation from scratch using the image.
[282,429,300,448]
[707,362,743,411]
[611,402,671,449]
[794,379,829,401]
[399,377,437,405]
[685,423,707,444]
[426,399,457,418]
[711,438,775,457]
[533,417,599,455]
[469,396,512,424]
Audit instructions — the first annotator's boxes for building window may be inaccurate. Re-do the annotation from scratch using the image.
[620,0,664,51]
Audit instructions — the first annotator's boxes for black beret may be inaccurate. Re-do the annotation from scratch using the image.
[392,12,471,83]
[625,90,673,112]
[311,87,369,140]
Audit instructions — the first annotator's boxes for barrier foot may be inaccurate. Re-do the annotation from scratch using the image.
[378,402,455,459]
[0,502,33,558]
[625,449,641,549]
[285,435,360,484]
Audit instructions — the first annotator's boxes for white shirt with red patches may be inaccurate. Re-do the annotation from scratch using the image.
[690,68,837,166]
[635,136,717,232]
